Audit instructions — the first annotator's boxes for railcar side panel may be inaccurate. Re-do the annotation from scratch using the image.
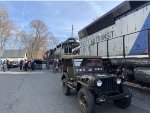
[108,37,123,56]
[80,2,150,58]
[98,41,107,57]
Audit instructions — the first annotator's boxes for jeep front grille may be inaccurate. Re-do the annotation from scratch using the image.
[98,78,119,93]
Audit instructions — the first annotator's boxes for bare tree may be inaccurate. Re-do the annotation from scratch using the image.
[26,19,50,59]
[46,33,59,49]
[17,31,31,49]
[18,19,59,59]
[0,7,15,50]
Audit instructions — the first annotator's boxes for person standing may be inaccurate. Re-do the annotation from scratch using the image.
[2,60,6,72]
[10,61,12,69]
[24,59,28,71]
[31,60,35,71]
[0,59,2,70]
[27,61,32,71]
[19,60,23,71]
[55,59,59,73]
[22,59,26,71]
[52,59,55,72]
[6,59,10,70]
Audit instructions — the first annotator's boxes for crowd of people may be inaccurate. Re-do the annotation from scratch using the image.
[1,59,12,72]
[1,58,62,73]
[0,59,39,72]
[19,59,36,71]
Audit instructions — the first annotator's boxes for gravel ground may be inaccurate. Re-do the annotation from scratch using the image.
[0,68,149,113]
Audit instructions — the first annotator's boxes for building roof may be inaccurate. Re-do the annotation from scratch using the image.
[1,50,26,58]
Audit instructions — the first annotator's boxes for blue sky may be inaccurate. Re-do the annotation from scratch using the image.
[0,1,123,42]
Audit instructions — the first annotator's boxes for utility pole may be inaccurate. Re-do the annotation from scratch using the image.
[71,24,74,38]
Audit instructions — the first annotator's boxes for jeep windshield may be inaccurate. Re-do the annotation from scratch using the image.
[73,58,104,73]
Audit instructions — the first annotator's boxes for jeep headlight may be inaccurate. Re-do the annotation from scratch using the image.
[116,78,121,84]
[97,80,102,87]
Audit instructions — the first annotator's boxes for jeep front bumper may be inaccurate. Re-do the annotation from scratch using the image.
[96,93,132,103]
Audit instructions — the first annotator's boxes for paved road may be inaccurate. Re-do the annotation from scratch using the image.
[0,69,149,113]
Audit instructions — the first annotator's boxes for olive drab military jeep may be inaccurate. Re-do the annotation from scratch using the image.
[61,55,132,113]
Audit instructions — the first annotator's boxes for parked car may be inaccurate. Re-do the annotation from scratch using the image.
[61,55,132,113]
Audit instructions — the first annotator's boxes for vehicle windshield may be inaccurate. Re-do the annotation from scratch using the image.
[73,58,103,67]
[73,58,104,74]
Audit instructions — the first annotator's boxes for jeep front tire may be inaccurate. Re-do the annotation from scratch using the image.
[114,97,131,109]
[62,79,70,96]
[78,88,95,113]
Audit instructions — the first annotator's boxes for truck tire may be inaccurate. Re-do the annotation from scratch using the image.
[62,79,70,96]
[78,88,95,113]
[114,97,131,109]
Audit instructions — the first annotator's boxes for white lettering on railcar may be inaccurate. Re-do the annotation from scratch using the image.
[89,31,114,46]
[80,31,114,47]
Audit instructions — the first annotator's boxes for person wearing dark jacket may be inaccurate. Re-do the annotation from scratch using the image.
[19,60,23,71]
[31,60,35,71]
[24,59,28,71]
[6,59,10,70]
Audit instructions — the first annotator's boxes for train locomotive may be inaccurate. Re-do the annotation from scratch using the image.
[44,38,80,69]
[78,1,150,84]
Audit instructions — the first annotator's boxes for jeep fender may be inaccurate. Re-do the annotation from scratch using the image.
[61,75,66,80]
[61,73,69,81]
[76,82,82,91]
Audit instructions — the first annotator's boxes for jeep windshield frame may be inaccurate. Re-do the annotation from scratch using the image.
[73,58,105,75]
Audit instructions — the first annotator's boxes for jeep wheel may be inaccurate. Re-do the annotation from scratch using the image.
[121,68,134,81]
[114,97,131,109]
[62,79,70,96]
[78,88,95,113]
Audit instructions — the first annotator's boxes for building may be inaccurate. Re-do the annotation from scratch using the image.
[0,50,27,62]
